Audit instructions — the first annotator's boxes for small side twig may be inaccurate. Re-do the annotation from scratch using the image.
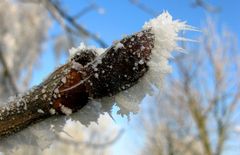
[192,0,221,13]
[129,0,158,16]
[45,0,108,48]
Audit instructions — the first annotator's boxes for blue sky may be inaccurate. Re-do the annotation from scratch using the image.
[31,0,240,86]
[30,0,240,154]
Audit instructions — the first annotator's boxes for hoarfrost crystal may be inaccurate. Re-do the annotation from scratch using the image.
[115,11,195,116]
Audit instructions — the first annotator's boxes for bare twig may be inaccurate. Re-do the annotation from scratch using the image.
[129,0,158,16]
[56,129,124,148]
[45,0,108,48]
[73,3,101,19]
[192,0,221,13]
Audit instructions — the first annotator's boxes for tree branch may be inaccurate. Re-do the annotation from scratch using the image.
[0,29,154,138]
[129,0,158,16]
[73,3,101,19]
[56,129,124,148]
[192,0,221,13]
[45,0,108,48]
[179,64,212,155]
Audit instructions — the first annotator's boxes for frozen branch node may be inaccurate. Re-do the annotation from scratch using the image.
[141,11,195,87]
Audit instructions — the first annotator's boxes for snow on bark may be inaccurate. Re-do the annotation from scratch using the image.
[0,11,194,151]
[69,42,105,59]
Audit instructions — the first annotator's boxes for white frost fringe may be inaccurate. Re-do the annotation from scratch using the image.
[115,11,196,115]
[143,11,195,87]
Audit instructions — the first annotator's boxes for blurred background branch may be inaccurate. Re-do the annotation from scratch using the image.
[192,0,221,13]
[0,47,18,94]
[44,0,108,48]
[128,0,158,16]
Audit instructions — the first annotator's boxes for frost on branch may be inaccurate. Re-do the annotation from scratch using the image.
[0,12,194,150]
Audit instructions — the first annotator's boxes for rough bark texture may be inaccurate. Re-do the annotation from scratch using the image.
[0,29,154,138]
